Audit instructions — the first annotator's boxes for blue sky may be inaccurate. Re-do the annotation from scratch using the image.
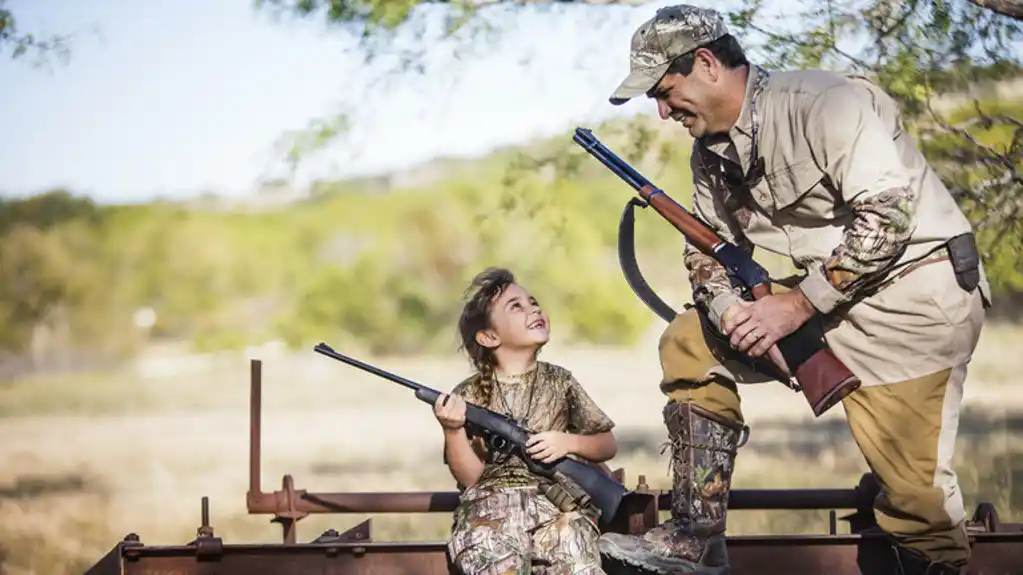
[1,0,679,203]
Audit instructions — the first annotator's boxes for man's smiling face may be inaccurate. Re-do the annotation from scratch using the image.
[647,48,728,140]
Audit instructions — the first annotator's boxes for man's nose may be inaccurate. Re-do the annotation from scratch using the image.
[657,100,672,120]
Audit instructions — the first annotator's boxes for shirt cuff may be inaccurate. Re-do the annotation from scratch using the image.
[707,292,744,331]
[798,265,847,315]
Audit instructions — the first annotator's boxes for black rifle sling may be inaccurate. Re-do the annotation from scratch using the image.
[617,198,793,386]
[618,197,679,323]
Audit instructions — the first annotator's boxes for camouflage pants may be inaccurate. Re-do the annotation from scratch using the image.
[448,484,605,575]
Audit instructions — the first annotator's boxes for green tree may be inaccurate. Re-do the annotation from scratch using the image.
[0,0,72,67]
[258,0,1023,293]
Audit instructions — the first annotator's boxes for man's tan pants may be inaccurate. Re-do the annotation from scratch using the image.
[656,304,975,564]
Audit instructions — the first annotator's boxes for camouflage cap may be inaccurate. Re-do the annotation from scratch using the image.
[609,5,729,106]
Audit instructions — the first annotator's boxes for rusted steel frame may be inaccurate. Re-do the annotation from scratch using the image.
[92,532,1023,575]
[245,486,863,515]
[249,359,260,496]
[246,359,865,513]
[241,359,1019,546]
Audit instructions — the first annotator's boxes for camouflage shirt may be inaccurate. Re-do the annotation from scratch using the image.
[448,361,615,490]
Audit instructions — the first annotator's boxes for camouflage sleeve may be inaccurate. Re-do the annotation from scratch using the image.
[797,83,919,314]
[565,374,615,436]
[687,148,749,329]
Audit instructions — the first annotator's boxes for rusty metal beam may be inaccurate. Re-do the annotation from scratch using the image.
[238,356,1021,556]
[249,359,261,496]
[75,356,1023,575]
[246,486,865,515]
[244,358,871,520]
[90,532,1023,575]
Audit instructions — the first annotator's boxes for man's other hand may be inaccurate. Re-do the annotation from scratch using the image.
[721,289,815,362]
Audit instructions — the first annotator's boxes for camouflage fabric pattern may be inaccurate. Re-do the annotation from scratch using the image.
[661,401,739,539]
[685,66,771,319]
[684,241,747,319]
[448,484,604,575]
[599,402,740,574]
[610,5,729,104]
[449,361,615,490]
[820,187,919,294]
[445,362,614,574]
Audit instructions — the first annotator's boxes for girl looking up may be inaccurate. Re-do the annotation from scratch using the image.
[434,267,618,575]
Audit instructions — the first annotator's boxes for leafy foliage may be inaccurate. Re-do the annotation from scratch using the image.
[256,0,1023,304]
[0,114,703,378]
[2,94,1019,379]
[0,0,71,67]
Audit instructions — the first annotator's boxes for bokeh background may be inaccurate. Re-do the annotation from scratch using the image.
[1,1,1022,574]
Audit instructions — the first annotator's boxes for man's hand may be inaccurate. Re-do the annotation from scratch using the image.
[525,431,575,464]
[720,288,815,362]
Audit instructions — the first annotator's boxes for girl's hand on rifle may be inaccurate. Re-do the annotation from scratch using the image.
[434,393,467,430]
[526,431,573,463]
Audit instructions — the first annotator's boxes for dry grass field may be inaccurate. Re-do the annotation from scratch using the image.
[1,320,1022,575]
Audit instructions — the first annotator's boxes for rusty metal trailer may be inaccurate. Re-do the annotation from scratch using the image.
[82,360,1023,574]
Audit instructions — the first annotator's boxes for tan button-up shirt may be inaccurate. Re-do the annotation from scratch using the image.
[686,66,991,386]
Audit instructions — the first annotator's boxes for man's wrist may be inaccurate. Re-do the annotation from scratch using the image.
[791,286,816,319]
[797,265,847,315]
[708,292,744,331]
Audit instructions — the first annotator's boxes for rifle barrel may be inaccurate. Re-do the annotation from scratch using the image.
[573,128,652,192]
[313,342,422,393]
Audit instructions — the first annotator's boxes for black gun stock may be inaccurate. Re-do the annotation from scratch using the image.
[312,342,628,523]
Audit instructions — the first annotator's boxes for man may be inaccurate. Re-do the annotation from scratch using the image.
[597,5,991,575]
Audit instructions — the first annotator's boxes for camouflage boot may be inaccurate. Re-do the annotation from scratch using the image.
[599,401,747,574]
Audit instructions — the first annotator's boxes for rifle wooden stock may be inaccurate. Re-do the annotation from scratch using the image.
[637,184,722,250]
[638,184,776,299]
[575,127,861,417]
[639,183,859,415]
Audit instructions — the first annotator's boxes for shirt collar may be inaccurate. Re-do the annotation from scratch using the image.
[699,64,769,168]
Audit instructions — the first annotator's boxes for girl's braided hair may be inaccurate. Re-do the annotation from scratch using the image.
[457,267,517,407]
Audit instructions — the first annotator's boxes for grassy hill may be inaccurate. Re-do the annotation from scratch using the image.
[0,91,1019,379]
[0,114,714,377]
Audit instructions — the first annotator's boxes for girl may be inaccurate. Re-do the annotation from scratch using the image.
[433,267,619,575]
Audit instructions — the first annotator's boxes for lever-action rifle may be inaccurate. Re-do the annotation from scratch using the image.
[572,127,861,418]
[312,341,629,523]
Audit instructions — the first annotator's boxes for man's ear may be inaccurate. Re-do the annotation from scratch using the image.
[693,47,719,82]
[475,329,500,350]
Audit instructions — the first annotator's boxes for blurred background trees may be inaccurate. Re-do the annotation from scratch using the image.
[1,0,1020,379]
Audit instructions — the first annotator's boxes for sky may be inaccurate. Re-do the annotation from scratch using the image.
[1,0,681,203]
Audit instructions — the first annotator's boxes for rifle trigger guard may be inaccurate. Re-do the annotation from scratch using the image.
[488,435,510,453]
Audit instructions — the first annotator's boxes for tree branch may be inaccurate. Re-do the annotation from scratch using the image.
[965,0,1023,20]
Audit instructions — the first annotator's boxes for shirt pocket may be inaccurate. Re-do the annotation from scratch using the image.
[764,159,825,213]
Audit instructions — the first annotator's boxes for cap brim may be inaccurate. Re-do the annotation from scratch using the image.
[608,62,670,106]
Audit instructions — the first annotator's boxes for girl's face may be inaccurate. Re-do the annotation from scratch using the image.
[476,283,550,352]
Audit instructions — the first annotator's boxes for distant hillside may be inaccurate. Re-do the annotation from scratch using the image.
[1,78,1020,380]
[0,112,715,379]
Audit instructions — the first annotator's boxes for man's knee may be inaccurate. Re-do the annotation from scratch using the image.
[658,308,724,386]
[657,308,747,424]
[663,376,744,425]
